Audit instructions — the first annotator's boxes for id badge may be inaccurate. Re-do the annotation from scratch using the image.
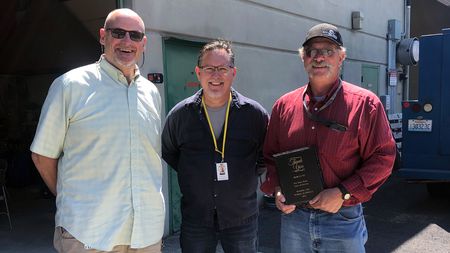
[216,162,229,181]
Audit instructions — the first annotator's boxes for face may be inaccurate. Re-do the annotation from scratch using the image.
[302,38,345,86]
[195,49,236,106]
[99,12,147,77]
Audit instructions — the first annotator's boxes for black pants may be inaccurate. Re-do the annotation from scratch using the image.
[180,216,258,253]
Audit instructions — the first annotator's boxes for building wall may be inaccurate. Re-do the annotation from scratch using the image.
[128,0,405,235]
[134,0,405,111]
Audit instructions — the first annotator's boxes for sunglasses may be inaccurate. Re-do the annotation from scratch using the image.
[106,28,145,42]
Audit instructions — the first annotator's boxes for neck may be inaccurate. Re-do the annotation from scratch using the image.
[203,93,230,109]
[309,78,338,97]
[120,68,136,85]
[311,85,331,97]
[103,56,135,85]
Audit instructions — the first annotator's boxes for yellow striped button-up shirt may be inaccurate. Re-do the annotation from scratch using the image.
[30,56,165,251]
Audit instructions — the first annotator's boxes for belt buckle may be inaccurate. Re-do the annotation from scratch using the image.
[298,203,325,213]
[298,202,313,210]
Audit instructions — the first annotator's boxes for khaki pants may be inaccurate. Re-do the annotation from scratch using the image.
[54,227,162,253]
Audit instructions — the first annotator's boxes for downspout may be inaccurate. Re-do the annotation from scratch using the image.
[387,21,398,115]
[403,0,411,100]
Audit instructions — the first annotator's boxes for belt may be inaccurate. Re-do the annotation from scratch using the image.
[297,203,324,213]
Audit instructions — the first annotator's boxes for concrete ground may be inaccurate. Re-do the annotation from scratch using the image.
[0,185,280,253]
[0,185,56,253]
[1,173,449,253]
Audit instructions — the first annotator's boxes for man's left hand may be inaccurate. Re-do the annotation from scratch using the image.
[308,187,344,213]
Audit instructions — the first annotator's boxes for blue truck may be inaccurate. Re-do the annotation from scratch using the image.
[398,28,450,196]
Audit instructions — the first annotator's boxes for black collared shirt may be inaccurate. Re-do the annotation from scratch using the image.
[162,88,269,229]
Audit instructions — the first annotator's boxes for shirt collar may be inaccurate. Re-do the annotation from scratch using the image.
[305,78,340,104]
[97,55,140,86]
[188,87,248,109]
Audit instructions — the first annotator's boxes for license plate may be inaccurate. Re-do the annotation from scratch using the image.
[408,119,432,132]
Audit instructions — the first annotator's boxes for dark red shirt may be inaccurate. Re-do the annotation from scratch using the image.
[261,80,396,205]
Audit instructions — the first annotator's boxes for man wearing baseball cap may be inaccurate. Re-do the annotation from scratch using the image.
[261,23,396,252]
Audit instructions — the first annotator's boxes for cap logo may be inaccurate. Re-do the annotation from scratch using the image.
[322,29,337,40]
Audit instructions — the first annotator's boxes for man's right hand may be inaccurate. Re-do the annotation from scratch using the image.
[274,188,296,214]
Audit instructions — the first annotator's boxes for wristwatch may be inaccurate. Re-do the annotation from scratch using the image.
[337,184,351,200]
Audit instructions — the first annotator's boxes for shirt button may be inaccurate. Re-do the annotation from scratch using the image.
[312,126,315,130]
[214,179,217,181]
[314,107,318,111]
[213,194,218,197]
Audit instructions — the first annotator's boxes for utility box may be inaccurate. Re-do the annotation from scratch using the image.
[399,28,450,195]
[388,19,402,40]
[351,11,364,30]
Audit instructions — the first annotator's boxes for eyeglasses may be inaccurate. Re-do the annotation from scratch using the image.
[106,28,145,42]
[305,48,338,58]
[199,65,234,74]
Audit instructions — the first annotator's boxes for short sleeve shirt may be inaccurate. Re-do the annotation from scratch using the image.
[30,56,165,251]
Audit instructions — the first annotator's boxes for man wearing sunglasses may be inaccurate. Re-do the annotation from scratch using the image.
[30,9,164,253]
[261,23,396,252]
[162,40,269,252]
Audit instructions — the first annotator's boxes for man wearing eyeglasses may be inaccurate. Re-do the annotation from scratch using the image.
[30,8,164,253]
[162,40,269,253]
[261,23,396,252]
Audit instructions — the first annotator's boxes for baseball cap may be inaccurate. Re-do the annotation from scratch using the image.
[302,23,343,47]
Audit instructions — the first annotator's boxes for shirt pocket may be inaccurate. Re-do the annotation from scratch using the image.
[180,129,209,154]
[226,129,258,158]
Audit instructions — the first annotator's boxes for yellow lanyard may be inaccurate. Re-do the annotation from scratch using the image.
[202,92,232,162]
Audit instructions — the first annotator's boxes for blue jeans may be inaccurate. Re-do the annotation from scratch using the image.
[281,204,368,253]
[180,217,258,253]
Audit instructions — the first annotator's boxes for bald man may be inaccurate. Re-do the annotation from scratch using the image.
[31,9,164,253]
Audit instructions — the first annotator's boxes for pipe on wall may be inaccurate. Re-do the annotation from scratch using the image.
[403,0,411,101]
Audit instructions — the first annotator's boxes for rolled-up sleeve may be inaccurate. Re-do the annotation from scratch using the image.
[341,100,396,203]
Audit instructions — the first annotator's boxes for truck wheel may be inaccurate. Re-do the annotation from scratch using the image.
[426,183,450,197]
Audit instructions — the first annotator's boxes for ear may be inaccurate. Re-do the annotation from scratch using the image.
[99,28,106,45]
[338,51,346,65]
[195,66,201,80]
[231,67,237,77]
[142,35,148,51]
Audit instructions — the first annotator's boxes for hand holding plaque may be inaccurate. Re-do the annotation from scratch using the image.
[273,146,324,205]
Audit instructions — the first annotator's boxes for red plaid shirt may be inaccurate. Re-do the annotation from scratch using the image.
[261,80,396,205]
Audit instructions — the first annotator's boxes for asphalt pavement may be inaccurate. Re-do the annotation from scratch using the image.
[161,172,450,253]
[1,172,449,253]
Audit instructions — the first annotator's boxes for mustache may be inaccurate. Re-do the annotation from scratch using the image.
[310,62,332,68]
